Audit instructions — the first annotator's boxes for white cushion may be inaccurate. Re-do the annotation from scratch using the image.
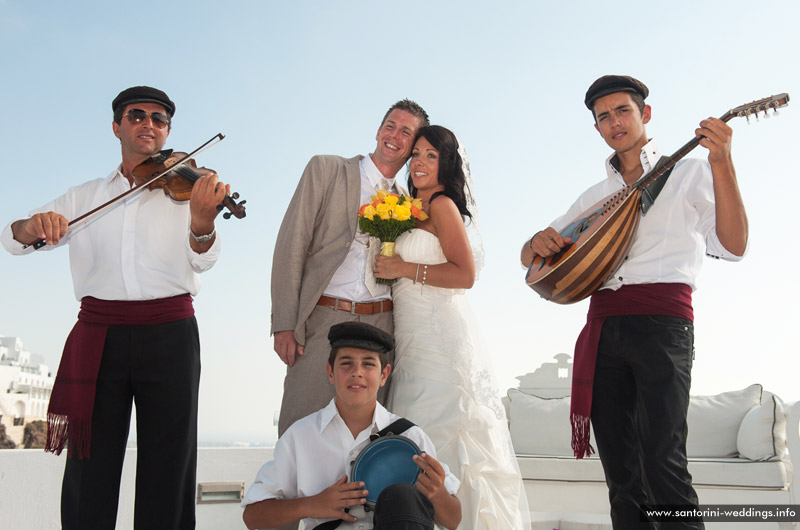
[507,389,574,456]
[737,395,787,461]
[687,384,762,458]
[517,454,790,489]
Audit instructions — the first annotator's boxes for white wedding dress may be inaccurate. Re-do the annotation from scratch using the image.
[387,228,527,530]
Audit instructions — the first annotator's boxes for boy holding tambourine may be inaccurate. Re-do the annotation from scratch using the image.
[242,322,462,530]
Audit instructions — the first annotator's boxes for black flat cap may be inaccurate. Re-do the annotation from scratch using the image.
[112,86,176,117]
[585,75,649,110]
[328,322,394,353]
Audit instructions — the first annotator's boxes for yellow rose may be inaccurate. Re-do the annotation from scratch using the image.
[362,205,377,219]
[376,203,392,220]
[394,203,411,221]
[384,195,399,207]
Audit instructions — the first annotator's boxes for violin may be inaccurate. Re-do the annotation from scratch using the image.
[132,149,246,219]
[25,133,243,249]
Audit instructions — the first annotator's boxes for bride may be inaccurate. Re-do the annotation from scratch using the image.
[374,125,527,529]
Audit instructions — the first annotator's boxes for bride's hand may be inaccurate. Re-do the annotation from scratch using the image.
[373,254,407,279]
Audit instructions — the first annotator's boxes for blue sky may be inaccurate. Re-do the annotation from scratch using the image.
[1,1,798,443]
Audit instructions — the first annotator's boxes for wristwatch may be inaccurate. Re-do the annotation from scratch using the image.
[190,227,216,243]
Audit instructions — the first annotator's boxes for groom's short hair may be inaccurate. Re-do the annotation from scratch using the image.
[381,99,429,129]
[327,322,393,369]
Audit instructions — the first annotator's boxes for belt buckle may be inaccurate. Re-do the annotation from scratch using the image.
[350,301,358,315]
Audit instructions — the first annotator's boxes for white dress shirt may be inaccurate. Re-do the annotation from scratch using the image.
[1,167,221,301]
[242,399,459,530]
[324,155,396,302]
[549,139,745,292]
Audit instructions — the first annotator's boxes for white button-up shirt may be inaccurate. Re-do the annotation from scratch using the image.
[242,399,459,530]
[323,155,395,302]
[549,139,745,292]
[1,167,220,300]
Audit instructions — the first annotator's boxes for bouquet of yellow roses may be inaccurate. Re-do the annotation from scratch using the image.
[358,190,428,284]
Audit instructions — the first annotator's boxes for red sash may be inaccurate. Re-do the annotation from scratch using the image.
[571,283,693,459]
[46,294,194,459]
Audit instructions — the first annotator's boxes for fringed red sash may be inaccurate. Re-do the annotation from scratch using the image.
[46,294,194,459]
[570,283,693,459]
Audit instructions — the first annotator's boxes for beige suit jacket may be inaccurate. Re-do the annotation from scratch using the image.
[271,154,363,344]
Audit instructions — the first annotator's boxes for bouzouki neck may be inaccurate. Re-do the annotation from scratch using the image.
[635,93,790,195]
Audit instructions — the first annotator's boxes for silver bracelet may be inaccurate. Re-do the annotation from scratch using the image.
[190,227,216,243]
[422,264,428,286]
[414,263,421,284]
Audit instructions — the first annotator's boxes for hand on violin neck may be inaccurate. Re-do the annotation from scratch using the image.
[189,172,228,252]
[189,172,230,225]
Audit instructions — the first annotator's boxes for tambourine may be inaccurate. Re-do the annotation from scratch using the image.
[350,434,421,506]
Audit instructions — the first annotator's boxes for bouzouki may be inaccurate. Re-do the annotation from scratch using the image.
[525,93,790,304]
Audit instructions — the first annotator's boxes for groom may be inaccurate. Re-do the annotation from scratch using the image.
[271,99,429,436]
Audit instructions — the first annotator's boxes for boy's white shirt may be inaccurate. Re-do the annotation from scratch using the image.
[242,398,459,529]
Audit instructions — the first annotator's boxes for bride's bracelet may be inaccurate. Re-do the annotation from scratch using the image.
[422,264,428,286]
[414,263,421,284]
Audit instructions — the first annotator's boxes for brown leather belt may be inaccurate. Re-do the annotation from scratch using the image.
[317,295,393,315]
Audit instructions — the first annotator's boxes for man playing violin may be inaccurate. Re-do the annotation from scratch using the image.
[520,76,748,529]
[1,85,229,530]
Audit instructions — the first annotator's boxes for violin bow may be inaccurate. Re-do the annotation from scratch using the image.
[24,133,225,250]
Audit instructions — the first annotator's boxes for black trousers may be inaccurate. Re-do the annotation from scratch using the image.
[591,315,703,530]
[61,317,201,530]
[373,484,435,529]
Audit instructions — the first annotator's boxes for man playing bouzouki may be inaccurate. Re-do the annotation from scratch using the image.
[521,75,748,530]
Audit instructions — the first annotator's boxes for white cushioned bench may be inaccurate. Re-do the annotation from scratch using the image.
[506,354,799,530]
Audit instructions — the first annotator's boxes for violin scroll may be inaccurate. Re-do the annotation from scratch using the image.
[220,191,246,219]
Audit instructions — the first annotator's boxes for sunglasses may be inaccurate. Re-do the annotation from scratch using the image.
[123,108,170,129]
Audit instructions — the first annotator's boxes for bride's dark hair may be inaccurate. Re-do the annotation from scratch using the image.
[407,125,473,221]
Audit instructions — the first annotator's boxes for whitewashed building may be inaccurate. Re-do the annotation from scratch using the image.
[0,335,54,445]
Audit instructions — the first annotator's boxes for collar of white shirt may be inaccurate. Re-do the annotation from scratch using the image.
[318,397,394,436]
[604,138,662,182]
[361,154,396,191]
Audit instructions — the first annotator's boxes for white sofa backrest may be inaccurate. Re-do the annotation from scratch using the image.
[507,355,789,462]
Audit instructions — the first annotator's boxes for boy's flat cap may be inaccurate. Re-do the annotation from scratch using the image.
[328,322,394,353]
[585,75,648,110]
